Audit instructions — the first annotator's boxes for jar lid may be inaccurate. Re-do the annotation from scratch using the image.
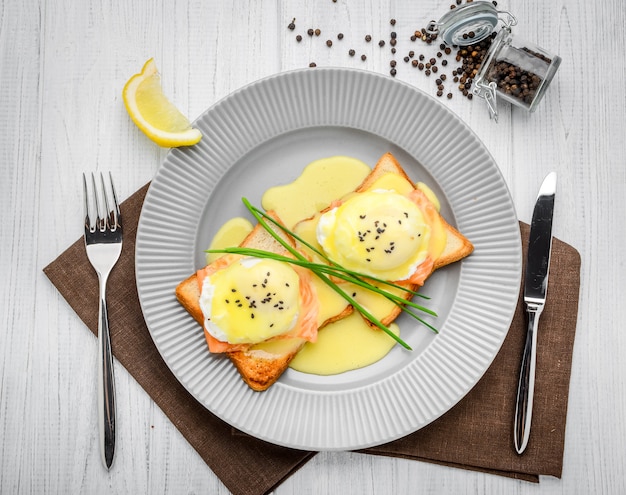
[430,1,499,46]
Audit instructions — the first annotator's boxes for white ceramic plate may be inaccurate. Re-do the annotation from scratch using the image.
[135,68,522,451]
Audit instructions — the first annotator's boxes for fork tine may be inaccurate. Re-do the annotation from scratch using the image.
[91,172,104,231]
[82,173,91,231]
[99,172,113,229]
[109,172,121,229]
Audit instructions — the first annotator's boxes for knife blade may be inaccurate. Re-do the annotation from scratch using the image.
[514,171,557,454]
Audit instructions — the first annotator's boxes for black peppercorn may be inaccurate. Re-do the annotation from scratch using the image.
[288,18,296,30]
[296,35,302,42]
[315,28,321,36]
[390,68,397,77]
[390,60,397,67]
[361,54,367,60]
[365,35,372,42]
[338,33,344,40]
[379,40,385,47]
[307,28,314,36]
[326,40,332,47]
[390,18,396,25]
[349,49,355,56]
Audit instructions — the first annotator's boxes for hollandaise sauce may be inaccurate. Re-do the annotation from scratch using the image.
[206,155,443,376]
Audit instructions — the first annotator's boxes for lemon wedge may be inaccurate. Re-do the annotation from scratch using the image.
[123,58,202,147]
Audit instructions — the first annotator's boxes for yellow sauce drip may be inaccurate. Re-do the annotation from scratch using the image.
[206,217,253,264]
[262,155,371,229]
[290,312,400,375]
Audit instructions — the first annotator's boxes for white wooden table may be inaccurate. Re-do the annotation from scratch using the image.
[2,0,624,493]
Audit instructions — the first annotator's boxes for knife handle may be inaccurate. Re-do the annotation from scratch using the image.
[514,302,543,454]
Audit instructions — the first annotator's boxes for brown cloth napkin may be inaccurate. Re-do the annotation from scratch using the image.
[44,184,581,494]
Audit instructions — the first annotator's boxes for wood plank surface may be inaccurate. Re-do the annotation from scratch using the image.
[1,0,624,493]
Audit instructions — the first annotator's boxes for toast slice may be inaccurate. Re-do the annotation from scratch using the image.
[175,212,350,391]
[293,152,474,327]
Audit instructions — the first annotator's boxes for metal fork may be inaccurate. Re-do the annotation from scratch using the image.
[83,172,123,470]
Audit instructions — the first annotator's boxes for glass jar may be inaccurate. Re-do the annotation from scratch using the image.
[427,1,561,121]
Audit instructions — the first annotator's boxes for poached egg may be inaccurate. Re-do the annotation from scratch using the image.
[316,190,431,282]
[200,257,302,345]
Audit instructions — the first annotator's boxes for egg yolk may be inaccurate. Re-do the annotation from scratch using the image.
[316,190,431,281]
[200,257,301,344]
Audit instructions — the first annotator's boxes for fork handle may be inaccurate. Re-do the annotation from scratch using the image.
[97,275,116,469]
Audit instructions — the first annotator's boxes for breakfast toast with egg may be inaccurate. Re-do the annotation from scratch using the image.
[352,152,473,325]
[293,152,474,327]
[175,213,352,391]
[357,152,474,272]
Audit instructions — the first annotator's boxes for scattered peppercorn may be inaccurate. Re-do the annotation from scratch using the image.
[288,18,296,30]
[447,92,453,99]
[309,62,317,67]
[390,18,396,25]
[390,60,397,67]
[361,54,367,60]
[338,33,344,40]
[390,68,397,77]
[326,40,333,47]
[404,56,410,62]
[365,35,372,42]
[379,40,385,47]
[349,49,355,56]
[307,28,314,36]
[391,31,397,39]
[296,34,302,42]
[315,28,321,36]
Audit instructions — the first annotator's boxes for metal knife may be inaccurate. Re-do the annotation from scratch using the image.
[514,172,557,454]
